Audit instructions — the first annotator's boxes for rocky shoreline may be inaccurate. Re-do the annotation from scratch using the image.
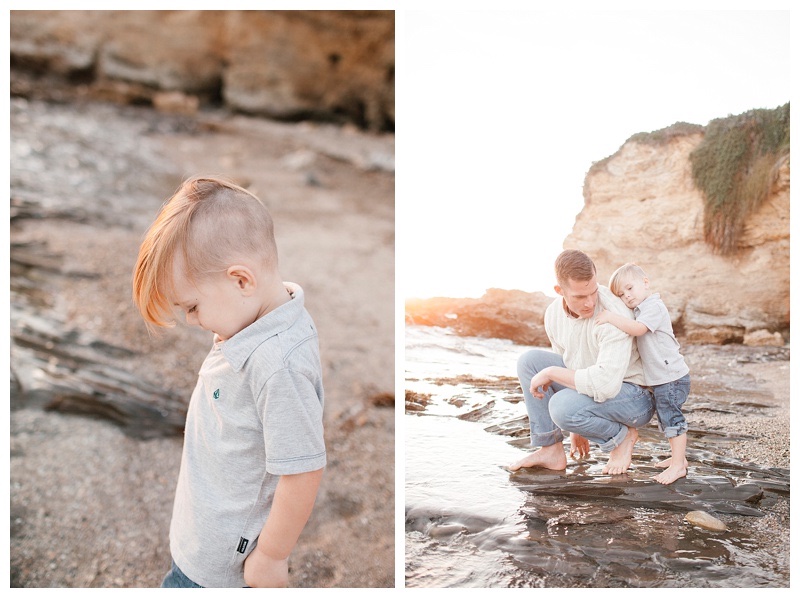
[405,327,790,587]
[405,290,788,349]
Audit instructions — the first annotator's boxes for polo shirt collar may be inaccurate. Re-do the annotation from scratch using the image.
[634,292,660,313]
[219,282,305,372]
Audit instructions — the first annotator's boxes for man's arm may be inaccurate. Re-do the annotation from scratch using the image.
[528,367,591,459]
[529,365,575,398]
[575,321,634,402]
[243,468,324,588]
[530,301,574,397]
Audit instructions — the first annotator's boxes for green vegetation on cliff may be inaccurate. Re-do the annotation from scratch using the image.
[627,121,705,145]
[689,103,790,254]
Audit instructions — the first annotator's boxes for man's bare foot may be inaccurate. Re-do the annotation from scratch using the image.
[509,443,567,472]
[652,459,688,484]
[602,427,638,475]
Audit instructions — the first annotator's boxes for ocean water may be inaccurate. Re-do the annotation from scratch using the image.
[404,325,789,588]
[405,326,534,587]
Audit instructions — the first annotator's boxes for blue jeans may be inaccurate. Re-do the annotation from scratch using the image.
[653,374,690,438]
[517,349,655,452]
[161,560,203,588]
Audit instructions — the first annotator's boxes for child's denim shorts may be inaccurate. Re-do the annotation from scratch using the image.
[652,373,691,438]
[161,560,203,588]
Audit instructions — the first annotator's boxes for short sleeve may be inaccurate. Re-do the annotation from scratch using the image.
[260,368,326,475]
[635,299,667,333]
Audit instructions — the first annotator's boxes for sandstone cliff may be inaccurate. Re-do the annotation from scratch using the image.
[406,117,789,347]
[10,10,394,131]
[566,124,789,345]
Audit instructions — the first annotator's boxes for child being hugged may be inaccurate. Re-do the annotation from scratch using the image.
[132,176,326,587]
[595,263,690,485]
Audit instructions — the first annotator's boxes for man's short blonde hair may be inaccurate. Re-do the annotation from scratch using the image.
[608,263,648,296]
[132,176,278,328]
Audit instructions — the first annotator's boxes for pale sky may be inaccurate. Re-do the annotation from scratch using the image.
[398,6,790,299]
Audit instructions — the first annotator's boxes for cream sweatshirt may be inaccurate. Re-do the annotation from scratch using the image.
[544,285,646,402]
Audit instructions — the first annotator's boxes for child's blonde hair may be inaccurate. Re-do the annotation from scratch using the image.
[608,263,648,296]
[132,176,278,328]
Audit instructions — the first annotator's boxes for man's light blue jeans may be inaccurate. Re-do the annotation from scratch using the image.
[517,349,655,452]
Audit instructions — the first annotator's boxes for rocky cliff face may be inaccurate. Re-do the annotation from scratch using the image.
[566,131,789,345]
[10,10,394,131]
[406,126,789,347]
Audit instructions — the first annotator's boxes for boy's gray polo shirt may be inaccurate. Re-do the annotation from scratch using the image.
[169,283,326,588]
[633,293,689,386]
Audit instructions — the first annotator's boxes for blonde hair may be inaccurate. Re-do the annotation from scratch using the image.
[132,176,278,328]
[608,263,648,296]
[555,249,596,288]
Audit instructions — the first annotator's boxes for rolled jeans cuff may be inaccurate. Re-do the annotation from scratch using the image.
[530,426,564,448]
[662,423,688,438]
[597,424,630,452]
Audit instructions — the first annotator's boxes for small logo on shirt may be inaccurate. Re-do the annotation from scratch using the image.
[237,537,249,554]
[213,389,220,400]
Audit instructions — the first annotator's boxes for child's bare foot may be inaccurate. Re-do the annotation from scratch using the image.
[603,427,638,475]
[652,458,688,484]
[654,457,672,468]
[509,443,567,471]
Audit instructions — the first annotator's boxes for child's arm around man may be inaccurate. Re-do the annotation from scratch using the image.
[595,308,648,336]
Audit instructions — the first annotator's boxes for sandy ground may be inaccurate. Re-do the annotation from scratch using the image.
[9,98,395,588]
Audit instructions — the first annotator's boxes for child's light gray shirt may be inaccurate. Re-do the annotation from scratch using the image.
[169,282,326,588]
[633,293,689,386]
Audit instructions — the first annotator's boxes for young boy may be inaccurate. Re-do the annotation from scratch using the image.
[595,263,690,485]
[132,176,326,587]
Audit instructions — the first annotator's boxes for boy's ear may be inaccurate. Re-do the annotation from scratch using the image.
[554,284,563,297]
[227,265,257,295]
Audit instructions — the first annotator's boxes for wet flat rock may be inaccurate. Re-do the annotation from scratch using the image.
[523,501,634,526]
[510,468,765,516]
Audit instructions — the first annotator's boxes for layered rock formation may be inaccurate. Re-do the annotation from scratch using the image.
[10,10,394,131]
[406,120,789,346]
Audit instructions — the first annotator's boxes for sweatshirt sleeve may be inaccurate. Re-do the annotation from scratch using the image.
[573,323,634,402]
[543,300,565,356]
[573,289,637,402]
